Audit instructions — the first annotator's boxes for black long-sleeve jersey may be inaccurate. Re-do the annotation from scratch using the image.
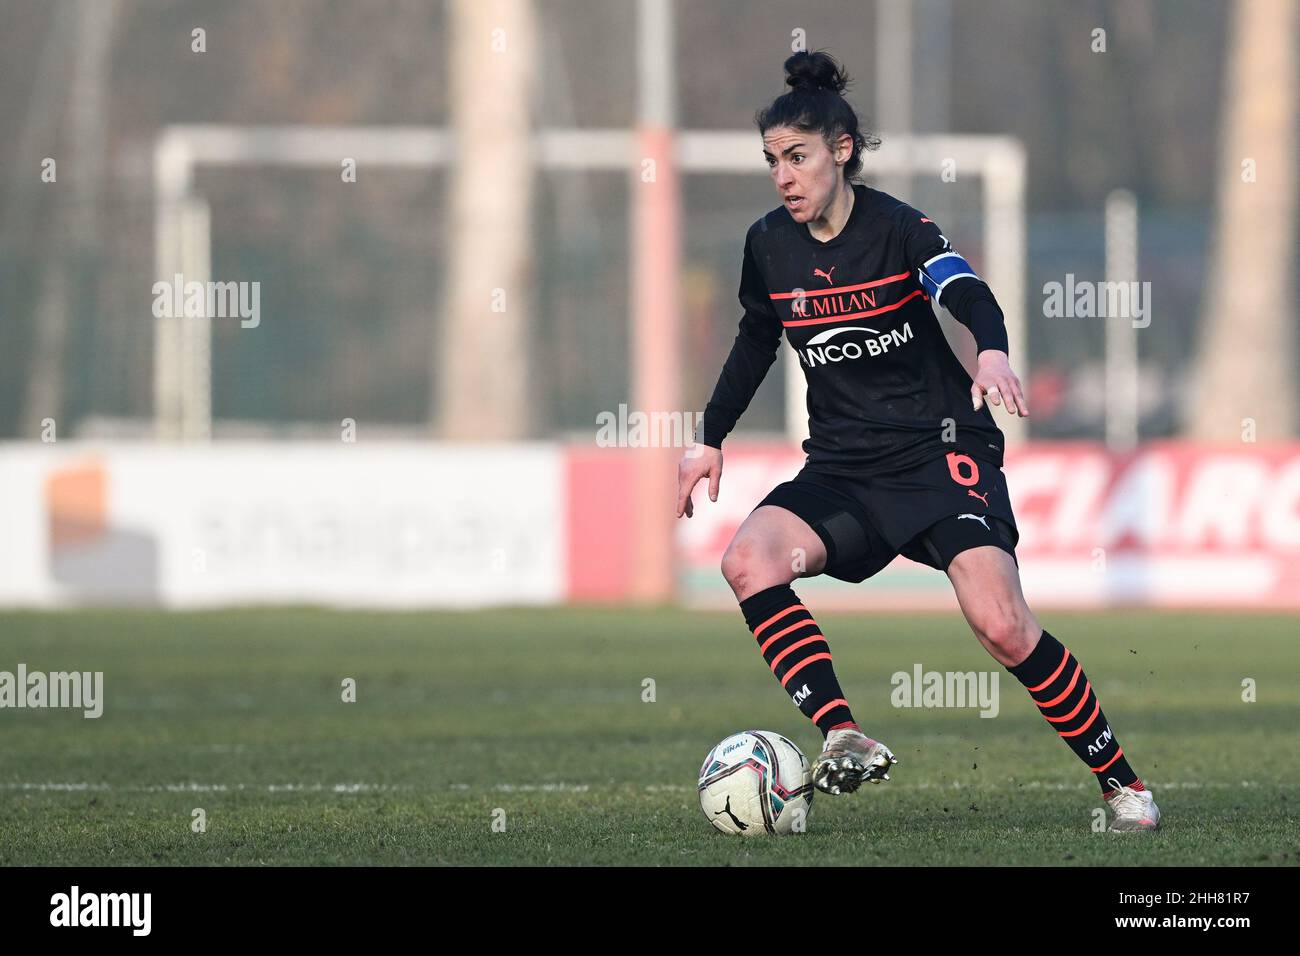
[700,183,1010,477]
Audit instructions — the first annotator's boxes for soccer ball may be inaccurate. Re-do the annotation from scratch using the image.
[698,730,813,835]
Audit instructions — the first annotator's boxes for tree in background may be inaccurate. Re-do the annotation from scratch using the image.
[436,0,535,439]
[1192,0,1296,440]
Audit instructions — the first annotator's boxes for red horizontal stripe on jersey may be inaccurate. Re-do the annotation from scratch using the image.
[782,288,926,328]
[768,270,912,300]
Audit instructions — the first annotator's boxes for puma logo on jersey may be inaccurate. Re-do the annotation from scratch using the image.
[792,683,812,706]
[957,513,990,530]
[812,266,837,285]
[967,489,990,506]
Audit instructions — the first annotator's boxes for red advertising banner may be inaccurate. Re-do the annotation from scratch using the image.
[671,442,1300,610]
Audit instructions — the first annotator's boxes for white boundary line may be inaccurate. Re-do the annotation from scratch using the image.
[0,780,1267,794]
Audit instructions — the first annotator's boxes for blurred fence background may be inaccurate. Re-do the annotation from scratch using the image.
[4,0,1287,441]
[0,0,1296,610]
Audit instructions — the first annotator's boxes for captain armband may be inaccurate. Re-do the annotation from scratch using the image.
[918,251,979,305]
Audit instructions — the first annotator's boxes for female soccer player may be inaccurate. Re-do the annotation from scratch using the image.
[676,51,1159,832]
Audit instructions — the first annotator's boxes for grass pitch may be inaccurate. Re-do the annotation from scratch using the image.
[1,606,1297,866]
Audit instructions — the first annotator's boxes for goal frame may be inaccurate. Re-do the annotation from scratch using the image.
[152,125,1026,444]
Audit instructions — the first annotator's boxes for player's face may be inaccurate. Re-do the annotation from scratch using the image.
[762,126,847,222]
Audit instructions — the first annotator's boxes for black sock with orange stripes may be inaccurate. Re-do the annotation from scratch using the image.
[1006,629,1142,797]
[739,583,854,737]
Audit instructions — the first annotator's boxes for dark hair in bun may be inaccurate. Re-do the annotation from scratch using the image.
[755,50,880,183]
[785,48,849,94]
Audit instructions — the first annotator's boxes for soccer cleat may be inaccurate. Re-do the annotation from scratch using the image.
[1103,777,1161,832]
[811,728,898,795]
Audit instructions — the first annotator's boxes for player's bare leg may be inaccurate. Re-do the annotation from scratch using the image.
[946,545,1160,831]
[721,504,824,603]
[944,545,1041,667]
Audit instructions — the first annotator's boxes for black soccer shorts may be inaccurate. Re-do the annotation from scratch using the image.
[753,451,1020,583]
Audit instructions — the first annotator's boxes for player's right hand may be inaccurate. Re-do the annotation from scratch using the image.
[677,444,723,518]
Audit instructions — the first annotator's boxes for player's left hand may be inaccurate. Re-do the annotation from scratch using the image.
[971,350,1028,417]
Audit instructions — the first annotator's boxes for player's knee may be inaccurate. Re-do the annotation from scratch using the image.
[720,537,757,589]
[721,536,787,594]
[974,604,1038,659]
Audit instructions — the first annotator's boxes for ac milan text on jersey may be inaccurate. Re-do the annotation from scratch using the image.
[701,184,1010,476]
